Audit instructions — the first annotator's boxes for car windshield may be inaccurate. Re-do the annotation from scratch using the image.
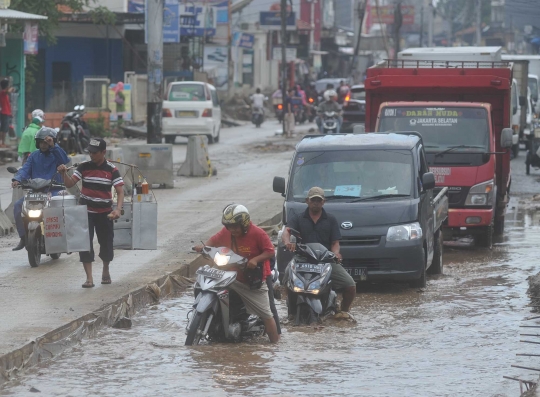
[290,149,413,201]
[168,84,206,101]
[378,107,490,152]
[529,78,538,101]
[351,89,365,100]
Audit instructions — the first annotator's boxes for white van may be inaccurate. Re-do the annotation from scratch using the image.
[162,82,222,144]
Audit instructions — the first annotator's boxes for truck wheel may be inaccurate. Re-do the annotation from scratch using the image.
[476,225,493,249]
[427,231,443,275]
[410,248,426,288]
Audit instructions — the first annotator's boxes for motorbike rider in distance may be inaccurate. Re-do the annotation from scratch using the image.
[316,90,342,134]
[11,127,70,251]
[193,204,280,343]
[252,88,265,114]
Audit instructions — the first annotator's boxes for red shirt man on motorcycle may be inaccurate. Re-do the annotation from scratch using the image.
[194,204,280,343]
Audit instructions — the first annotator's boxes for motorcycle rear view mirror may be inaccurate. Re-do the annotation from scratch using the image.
[7,166,18,174]
[74,105,80,111]
[79,105,85,111]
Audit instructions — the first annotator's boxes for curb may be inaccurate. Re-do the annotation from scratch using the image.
[0,212,282,385]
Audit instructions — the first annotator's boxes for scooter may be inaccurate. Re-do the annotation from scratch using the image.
[307,96,317,123]
[284,229,338,325]
[321,111,339,134]
[185,246,266,345]
[251,107,264,128]
[59,105,90,154]
[7,167,64,267]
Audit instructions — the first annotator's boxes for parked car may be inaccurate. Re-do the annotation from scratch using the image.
[161,82,222,144]
[341,84,366,132]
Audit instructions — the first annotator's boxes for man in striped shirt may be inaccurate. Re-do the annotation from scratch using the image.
[58,138,125,288]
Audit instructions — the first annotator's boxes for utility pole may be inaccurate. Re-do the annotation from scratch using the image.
[393,0,403,58]
[350,0,366,75]
[428,1,434,47]
[419,5,423,47]
[147,0,164,144]
[281,0,287,134]
[476,0,482,46]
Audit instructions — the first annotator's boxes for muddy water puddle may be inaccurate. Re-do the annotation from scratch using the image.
[2,207,540,397]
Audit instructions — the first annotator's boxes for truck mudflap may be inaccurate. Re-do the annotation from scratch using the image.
[433,187,449,232]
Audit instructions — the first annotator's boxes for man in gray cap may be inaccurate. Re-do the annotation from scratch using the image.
[281,186,357,319]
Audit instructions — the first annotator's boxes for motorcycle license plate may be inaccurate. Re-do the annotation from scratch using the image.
[196,267,226,279]
[344,267,367,281]
[27,193,47,201]
[296,263,323,273]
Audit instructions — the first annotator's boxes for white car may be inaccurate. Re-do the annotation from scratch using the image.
[162,82,222,144]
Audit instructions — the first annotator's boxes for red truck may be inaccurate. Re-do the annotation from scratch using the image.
[365,59,514,247]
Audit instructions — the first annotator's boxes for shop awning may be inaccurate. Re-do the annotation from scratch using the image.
[0,9,47,21]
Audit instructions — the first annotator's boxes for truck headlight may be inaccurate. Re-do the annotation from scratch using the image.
[28,209,42,218]
[386,222,423,242]
[465,180,494,206]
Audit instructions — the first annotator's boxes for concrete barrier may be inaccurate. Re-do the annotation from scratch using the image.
[0,195,14,236]
[177,135,216,177]
[118,144,174,188]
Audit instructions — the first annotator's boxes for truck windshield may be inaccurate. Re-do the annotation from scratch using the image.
[290,149,413,201]
[378,107,489,152]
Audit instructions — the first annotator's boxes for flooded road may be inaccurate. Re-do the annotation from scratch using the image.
[2,203,539,397]
[2,160,540,396]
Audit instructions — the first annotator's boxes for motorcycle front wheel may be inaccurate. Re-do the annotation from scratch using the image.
[26,229,42,268]
[185,311,208,346]
[296,303,318,326]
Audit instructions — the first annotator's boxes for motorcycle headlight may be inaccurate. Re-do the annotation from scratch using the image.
[307,279,321,294]
[292,273,304,292]
[28,209,42,218]
[214,252,231,267]
[386,222,423,242]
[465,180,494,206]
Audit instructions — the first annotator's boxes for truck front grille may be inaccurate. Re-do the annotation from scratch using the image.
[340,236,381,246]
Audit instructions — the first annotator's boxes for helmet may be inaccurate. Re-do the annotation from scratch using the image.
[221,204,251,233]
[35,127,57,149]
[31,109,45,120]
[324,90,337,101]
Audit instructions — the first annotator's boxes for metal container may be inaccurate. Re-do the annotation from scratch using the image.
[113,201,157,250]
[49,195,78,208]
[43,205,90,255]
[118,144,174,188]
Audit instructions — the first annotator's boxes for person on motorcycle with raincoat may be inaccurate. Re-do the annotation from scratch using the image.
[316,90,342,133]
[194,204,280,343]
[18,109,45,164]
[11,127,70,251]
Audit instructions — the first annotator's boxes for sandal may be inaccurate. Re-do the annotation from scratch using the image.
[82,281,95,288]
[101,277,112,285]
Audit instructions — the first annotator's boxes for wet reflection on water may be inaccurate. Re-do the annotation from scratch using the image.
[2,207,540,397]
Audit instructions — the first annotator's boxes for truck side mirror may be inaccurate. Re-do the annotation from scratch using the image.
[501,128,513,148]
[519,96,527,107]
[422,172,436,190]
[273,176,286,196]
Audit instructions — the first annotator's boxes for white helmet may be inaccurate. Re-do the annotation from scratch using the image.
[32,109,45,120]
[324,90,338,101]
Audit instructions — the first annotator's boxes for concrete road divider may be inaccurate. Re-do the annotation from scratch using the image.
[0,195,13,236]
[178,135,217,177]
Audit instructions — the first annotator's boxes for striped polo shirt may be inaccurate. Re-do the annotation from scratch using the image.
[72,160,124,213]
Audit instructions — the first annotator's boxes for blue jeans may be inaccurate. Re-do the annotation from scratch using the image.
[316,116,342,133]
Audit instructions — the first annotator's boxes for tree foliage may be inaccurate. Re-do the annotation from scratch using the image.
[10,0,89,44]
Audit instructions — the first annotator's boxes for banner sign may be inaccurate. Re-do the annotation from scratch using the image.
[232,32,255,49]
[179,3,217,37]
[260,11,296,31]
[371,5,415,25]
[163,0,180,43]
[23,22,38,55]
[128,0,144,13]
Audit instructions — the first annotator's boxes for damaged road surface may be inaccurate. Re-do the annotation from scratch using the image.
[2,155,540,396]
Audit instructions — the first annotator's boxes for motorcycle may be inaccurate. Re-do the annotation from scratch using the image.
[321,111,340,134]
[252,107,264,128]
[285,228,338,325]
[307,96,318,123]
[7,167,67,267]
[291,97,307,124]
[273,98,283,123]
[59,105,90,154]
[185,246,266,345]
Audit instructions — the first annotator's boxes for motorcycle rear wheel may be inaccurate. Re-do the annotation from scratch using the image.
[185,311,208,346]
[26,230,41,268]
